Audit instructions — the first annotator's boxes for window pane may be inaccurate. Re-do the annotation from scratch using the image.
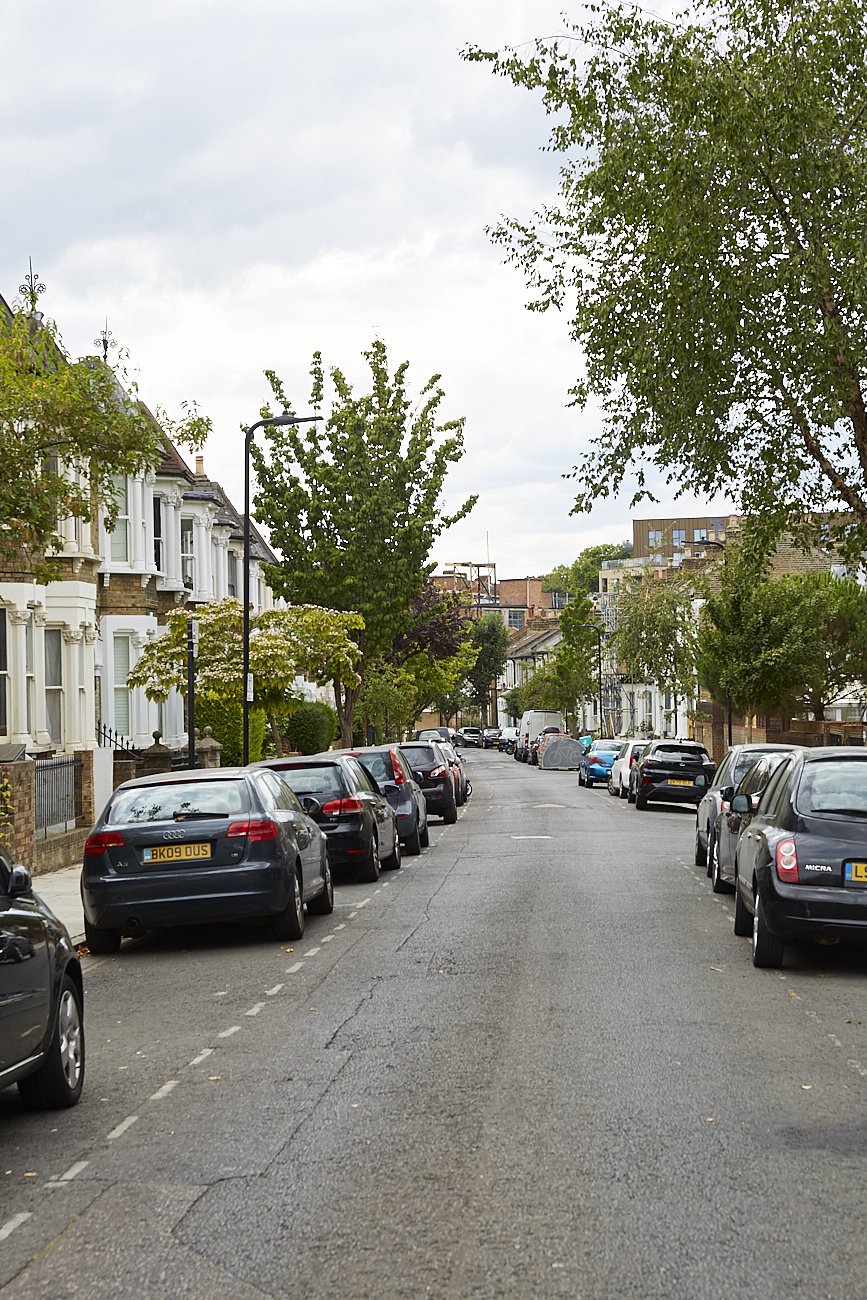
[46,691,62,743]
[45,629,62,687]
[113,635,130,685]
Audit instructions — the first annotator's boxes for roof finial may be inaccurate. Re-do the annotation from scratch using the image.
[94,318,118,363]
[19,258,45,314]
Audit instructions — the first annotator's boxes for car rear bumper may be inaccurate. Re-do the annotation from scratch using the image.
[762,881,867,941]
[419,782,451,810]
[641,781,703,804]
[82,861,292,931]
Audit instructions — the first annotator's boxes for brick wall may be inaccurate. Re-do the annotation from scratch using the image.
[0,760,35,869]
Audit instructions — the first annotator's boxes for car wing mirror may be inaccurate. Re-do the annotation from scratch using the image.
[382,781,399,794]
[721,785,735,803]
[694,774,707,788]
[300,796,321,815]
[9,864,33,897]
[730,793,750,814]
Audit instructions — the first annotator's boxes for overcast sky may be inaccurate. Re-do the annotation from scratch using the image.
[2,1,730,578]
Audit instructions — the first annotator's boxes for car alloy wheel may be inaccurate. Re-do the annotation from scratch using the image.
[308,854,334,915]
[17,977,85,1109]
[711,835,732,894]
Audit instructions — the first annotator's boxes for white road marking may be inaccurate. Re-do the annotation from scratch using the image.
[321,935,334,943]
[333,923,346,931]
[0,1213,31,1242]
[348,912,358,919]
[510,835,552,840]
[106,1116,138,1141]
[303,947,320,957]
[286,961,303,973]
[356,899,371,909]
[46,1160,90,1188]
[245,1003,265,1017]
[149,1080,178,1101]
[217,1026,241,1039]
[533,803,567,809]
[266,983,284,996]
[189,1048,213,1066]
[829,1033,843,1048]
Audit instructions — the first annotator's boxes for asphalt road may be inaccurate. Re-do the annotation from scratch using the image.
[3,748,867,1298]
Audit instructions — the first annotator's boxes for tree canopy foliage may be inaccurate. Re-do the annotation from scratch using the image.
[127,599,363,713]
[466,0,867,555]
[698,552,867,724]
[251,340,476,742]
[613,571,699,722]
[0,303,209,576]
[465,615,510,722]
[543,543,632,598]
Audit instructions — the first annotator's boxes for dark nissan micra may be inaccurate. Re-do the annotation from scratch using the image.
[0,846,85,1108]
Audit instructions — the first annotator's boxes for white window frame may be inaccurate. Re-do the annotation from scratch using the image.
[113,634,132,737]
[180,518,195,590]
[44,627,64,744]
[109,475,130,563]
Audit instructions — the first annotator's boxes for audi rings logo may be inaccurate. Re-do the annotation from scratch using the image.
[162,830,186,841]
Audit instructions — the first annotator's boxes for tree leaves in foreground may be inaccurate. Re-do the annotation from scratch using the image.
[252,340,476,743]
[465,0,867,555]
[0,304,209,577]
[613,571,699,727]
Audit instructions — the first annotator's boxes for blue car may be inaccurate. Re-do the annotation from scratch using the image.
[578,740,624,788]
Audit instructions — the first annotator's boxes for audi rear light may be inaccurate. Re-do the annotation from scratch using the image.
[775,838,799,884]
[84,831,125,855]
[320,797,364,816]
[227,818,279,842]
[389,751,406,784]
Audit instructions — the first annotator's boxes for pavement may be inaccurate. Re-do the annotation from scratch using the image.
[33,863,85,946]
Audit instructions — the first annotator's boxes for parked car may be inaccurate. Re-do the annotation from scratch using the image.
[1,846,85,1108]
[694,743,800,870]
[710,750,795,894]
[440,740,469,803]
[498,726,518,753]
[334,746,429,854]
[578,739,624,787]
[81,767,333,950]
[413,726,455,744]
[607,740,648,798]
[731,747,867,968]
[400,740,458,824]
[482,728,501,749]
[455,726,482,747]
[257,754,401,883]
[630,739,716,809]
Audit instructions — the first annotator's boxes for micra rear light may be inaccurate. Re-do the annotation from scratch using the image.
[430,765,447,779]
[320,797,364,815]
[389,751,405,784]
[84,831,125,855]
[775,838,799,884]
[227,818,279,842]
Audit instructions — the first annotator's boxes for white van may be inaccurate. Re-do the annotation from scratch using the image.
[516,710,564,762]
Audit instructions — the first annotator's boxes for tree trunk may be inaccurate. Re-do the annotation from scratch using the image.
[334,681,360,747]
[267,713,283,756]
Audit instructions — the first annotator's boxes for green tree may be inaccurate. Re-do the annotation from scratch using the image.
[614,571,699,731]
[543,543,632,599]
[698,555,867,729]
[0,302,209,577]
[252,340,476,744]
[466,1,867,556]
[280,701,339,756]
[127,598,363,754]
[465,615,510,724]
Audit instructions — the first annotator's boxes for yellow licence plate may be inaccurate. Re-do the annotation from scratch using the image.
[845,861,867,884]
[142,843,211,864]
[668,779,693,787]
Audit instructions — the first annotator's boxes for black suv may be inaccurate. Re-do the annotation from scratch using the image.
[334,746,429,854]
[630,740,716,810]
[1,847,85,1108]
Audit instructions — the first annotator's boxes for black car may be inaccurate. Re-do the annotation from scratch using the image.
[482,728,501,749]
[710,751,797,894]
[694,743,799,870]
[732,747,867,968]
[335,746,429,854]
[400,740,458,824]
[259,753,400,882]
[630,739,716,810]
[1,846,85,1108]
[81,767,332,951]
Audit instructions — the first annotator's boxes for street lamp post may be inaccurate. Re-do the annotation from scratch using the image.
[575,623,605,738]
[242,411,321,766]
